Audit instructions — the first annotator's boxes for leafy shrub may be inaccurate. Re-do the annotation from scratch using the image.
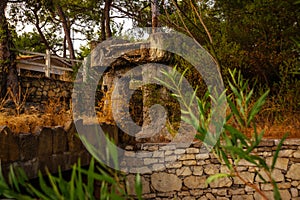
[158,67,287,200]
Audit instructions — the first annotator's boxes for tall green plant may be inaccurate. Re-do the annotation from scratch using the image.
[0,158,128,200]
[158,68,287,200]
[0,135,142,200]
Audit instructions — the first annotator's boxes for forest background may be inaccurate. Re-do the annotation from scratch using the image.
[0,0,299,138]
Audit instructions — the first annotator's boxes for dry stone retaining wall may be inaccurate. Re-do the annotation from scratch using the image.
[1,122,300,199]
[20,76,73,104]
[123,139,300,200]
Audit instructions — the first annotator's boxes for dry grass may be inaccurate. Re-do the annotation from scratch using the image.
[0,91,9,111]
[0,110,298,138]
[257,113,300,139]
[0,112,72,134]
[7,85,31,116]
[254,97,300,138]
[0,96,72,134]
[0,88,299,139]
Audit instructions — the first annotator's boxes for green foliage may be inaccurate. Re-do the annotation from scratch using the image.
[161,0,300,117]
[213,71,287,199]
[272,58,300,112]
[227,69,269,128]
[0,135,142,199]
[135,174,143,200]
[0,158,131,200]
[159,67,288,199]
[12,32,47,53]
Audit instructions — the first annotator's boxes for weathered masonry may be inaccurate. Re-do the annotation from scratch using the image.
[2,124,300,199]
[73,35,176,143]
[123,139,300,200]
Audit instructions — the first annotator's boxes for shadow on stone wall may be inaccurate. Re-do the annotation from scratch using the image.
[0,122,118,179]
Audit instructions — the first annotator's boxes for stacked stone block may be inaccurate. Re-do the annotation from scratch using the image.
[20,76,73,103]
[123,140,300,200]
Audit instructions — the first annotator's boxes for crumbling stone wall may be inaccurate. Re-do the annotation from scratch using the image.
[123,139,300,199]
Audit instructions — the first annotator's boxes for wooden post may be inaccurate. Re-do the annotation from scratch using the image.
[45,49,51,77]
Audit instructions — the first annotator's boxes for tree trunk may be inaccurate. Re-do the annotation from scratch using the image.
[63,35,66,58]
[0,0,18,97]
[100,0,112,42]
[56,5,75,64]
[151,0,159,33]
[0,0,8,97]
[100,8,106,42]
[104,0,112,39]
[33,10,53,52]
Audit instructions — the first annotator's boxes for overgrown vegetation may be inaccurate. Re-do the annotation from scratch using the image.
[158,67,288,199]
[161,0,300,137]
[0,0,299,199]
[7,84,30,116]
[0,157,142,200]
[0,66,291,199]
[1,0,298,136]
[0,95,72,133]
